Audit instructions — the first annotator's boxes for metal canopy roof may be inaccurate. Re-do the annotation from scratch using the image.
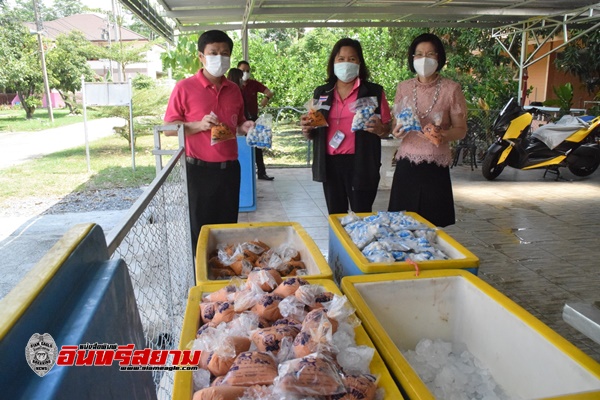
[121,0,600,103]
[141,0,600,38]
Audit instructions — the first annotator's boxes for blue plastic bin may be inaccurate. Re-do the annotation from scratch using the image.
[0,224,156,399]
[238,136,257,212]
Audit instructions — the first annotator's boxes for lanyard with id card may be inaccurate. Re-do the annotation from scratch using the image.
[329,130,345,149]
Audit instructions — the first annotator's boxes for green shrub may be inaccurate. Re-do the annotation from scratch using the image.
[132,74,156,90]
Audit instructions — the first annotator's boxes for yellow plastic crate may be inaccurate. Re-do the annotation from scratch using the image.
[329,212,479,283]
[341,270,600,400]
[195,222,332,285]
[173,279,403,400]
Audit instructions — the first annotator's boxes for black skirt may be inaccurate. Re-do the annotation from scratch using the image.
[388,158,455,227]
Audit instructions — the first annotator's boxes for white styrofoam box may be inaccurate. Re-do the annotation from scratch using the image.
[341,270,600,400]
[196,222,332,284]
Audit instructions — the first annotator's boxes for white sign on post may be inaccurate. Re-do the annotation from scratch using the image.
[81,78,135,172]
[84,83,131,106]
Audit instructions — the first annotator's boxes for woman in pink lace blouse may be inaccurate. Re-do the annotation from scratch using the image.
[389,33,467,227]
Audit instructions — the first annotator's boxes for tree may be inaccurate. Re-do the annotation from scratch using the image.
[10,0,50,22]
[52,0,85,18]
[0,11,44,118]
[555,31,600,95]
[99,41,151,82]
[46,31,96,113]
[161,34,200,81]
[162,26,520,112]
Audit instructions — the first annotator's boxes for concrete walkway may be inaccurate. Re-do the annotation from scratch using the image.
[0,117,126,169]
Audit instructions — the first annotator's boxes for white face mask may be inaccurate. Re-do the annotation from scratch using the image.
[203,55,230,78]
[413,57,438,78]
[242,72,250,81]
[334,62,360,83]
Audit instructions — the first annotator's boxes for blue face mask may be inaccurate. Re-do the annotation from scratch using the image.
[334,62,360,83]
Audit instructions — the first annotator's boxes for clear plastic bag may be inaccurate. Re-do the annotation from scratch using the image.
[324,295,360,327]
[233,283,266,312]
[250,325,300,355]
[221,351,278,387]
[278,295,307,321]
[217,243,244,266]
[337,346,375,375]
[272,277,309,298]
[294,284,326,307]
[210,112,236,145]
[204,279,243,302]
[350,96,379,132]
[273,353,346,397]
[192,368,211,392]
[247,268,282,292]
[339,374,380,400]
[349,223,378,250]
[247,113,273,149]
[273,243,300,263]
[340,211,360,226]
[420,111,443,146]
[304,98,330,128]
[394,97,422,136]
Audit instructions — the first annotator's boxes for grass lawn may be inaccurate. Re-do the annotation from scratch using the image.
[0,107,102,132]
[0,123,308,207]
[265,123,311,167]
[0,133,180,203]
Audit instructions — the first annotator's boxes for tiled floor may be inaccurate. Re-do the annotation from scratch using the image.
[238,164,600,363]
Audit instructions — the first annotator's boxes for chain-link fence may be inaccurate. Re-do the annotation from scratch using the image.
[106,145,194,399]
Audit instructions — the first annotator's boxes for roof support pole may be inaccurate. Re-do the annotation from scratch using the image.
[241,0,255,61]
[517,27,527,105]
[242,28,249,61]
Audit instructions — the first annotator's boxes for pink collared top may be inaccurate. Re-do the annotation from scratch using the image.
[326,78,392,155]
[394,76,467,167]
[164,69,246,162]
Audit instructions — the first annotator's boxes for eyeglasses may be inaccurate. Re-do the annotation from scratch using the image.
[413,52,438,58]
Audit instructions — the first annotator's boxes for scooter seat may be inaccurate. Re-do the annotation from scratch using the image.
[531,115,588,150]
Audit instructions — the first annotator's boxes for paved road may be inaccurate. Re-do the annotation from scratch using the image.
[0,117,126,170]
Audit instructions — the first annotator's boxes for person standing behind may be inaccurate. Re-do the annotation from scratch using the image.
[164,30,254,255]
[227,67,244,89]
[388,33,467,227]
[300,38,392,215]
[237,60,275,181]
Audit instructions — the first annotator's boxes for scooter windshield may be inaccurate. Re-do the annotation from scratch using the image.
[500,98,516,116]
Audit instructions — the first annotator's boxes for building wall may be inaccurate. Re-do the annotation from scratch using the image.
[526,49,550,104]
[88,44,165,82]
[525,39,594,109]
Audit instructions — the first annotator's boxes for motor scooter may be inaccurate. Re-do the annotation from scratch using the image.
[482,98,600,180]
